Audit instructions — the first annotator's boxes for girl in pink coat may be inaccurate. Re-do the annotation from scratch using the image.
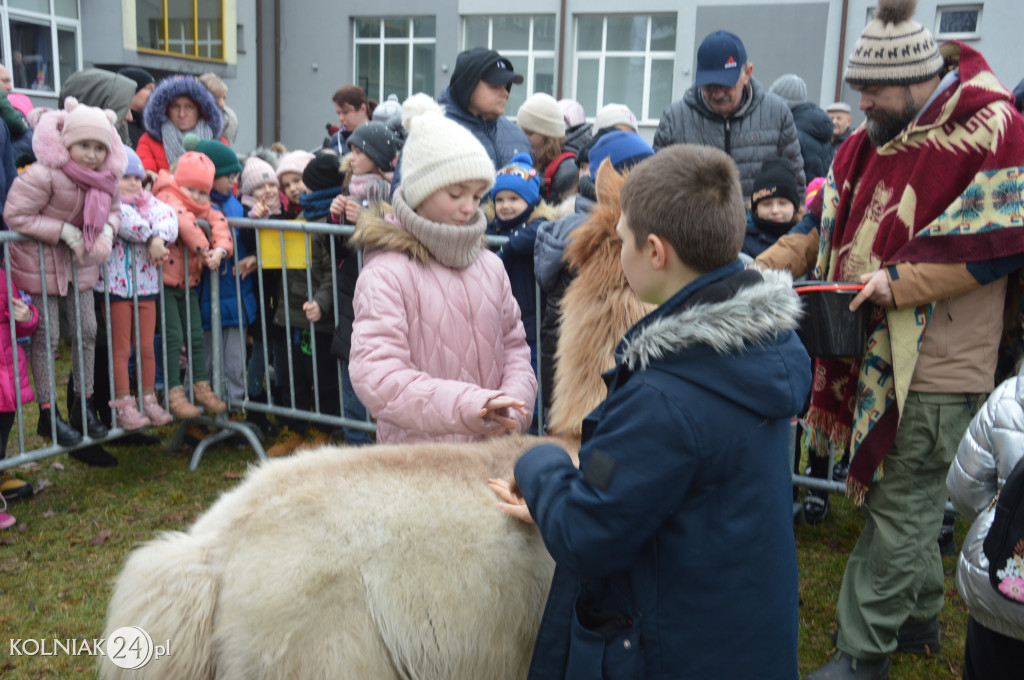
[0,274,38,513]
[2,98,126,447]
[349,94,537,444]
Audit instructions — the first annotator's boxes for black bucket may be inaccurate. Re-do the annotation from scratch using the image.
[794,282,871,358]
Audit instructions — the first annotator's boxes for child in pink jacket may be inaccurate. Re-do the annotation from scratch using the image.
[2,98,124,448]
[349,94,537,444]
[0,275,38,514]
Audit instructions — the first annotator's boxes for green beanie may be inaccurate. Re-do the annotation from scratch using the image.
[192,136,243,178]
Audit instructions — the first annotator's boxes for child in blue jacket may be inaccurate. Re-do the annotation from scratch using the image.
[491,145,812,680]
[194,138,257,408]
[486,153,557,364]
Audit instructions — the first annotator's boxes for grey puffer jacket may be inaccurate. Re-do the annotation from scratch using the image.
[652,77,805,200]
[947,365,1024,641]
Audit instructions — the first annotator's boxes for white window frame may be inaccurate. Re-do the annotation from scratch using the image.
[352,17,436,103]
[1,0,82,94]
[462,14,557,97]
[572,14,676,123]
[934,4,983,40]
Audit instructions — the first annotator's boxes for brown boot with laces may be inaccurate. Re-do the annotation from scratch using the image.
[168,386,201,419]
[192,381,228,414]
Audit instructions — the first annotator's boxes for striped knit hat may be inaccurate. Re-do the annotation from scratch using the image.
[844,0,944,87]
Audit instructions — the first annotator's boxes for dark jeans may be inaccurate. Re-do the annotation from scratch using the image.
[963,616,1024,680]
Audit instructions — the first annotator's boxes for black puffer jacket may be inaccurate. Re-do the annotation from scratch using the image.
[790,102,834,181]
[653,78,805,200]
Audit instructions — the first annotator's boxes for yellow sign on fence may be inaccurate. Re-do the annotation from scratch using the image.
[258,229,309,269]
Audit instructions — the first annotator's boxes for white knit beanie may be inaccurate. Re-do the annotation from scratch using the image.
[517,92,566,139]
[276,150,315,180]
[844,0,944,87]
[400,93,495,210]
[593,103,638,134]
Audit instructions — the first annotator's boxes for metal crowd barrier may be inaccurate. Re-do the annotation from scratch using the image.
[0,217,546,474]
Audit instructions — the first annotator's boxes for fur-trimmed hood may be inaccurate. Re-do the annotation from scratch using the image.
[619,264,809,420]
[142,76,223,141]
[31,98,128,175]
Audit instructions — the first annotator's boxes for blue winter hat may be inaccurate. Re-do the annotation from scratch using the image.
[123,147,145,179]
[491,153,541,207]
[588,130,654,179]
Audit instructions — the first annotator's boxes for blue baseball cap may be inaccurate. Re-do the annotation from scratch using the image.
[695,30,747,88]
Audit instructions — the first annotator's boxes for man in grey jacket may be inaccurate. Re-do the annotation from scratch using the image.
[652,30,805,201]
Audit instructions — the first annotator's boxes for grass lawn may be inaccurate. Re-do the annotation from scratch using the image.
[1,392,971,679]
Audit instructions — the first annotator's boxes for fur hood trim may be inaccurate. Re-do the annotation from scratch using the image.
[143,76,223,141]
[621,268,802,371]
[31,101,128,175]
[482,198,564,224]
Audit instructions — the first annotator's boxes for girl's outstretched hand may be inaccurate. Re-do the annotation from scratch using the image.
[10,297,31,323]
[488,477,534,524]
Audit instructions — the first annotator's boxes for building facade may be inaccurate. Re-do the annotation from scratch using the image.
[1,2,1016,155]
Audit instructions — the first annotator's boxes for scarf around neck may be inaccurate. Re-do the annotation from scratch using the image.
[299,186,343,221]
[160,117,214,167]
[63,159,118,252]
[121,187,153,221]
[393,188,485,270]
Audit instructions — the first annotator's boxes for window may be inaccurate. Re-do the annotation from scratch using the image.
[1,0,81,93]
[463,15,556,117]
[354,17,435,103]
[135,0,224,61]
[935,5,982,40]
[574,14,676,123]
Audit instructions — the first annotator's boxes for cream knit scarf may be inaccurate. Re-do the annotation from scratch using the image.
[393,189,484,270]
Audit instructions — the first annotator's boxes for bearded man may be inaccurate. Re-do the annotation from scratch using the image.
[756,1,1024,678]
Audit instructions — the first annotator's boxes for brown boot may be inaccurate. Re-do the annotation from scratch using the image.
[266,430,304,458]
[192,381,227,414]
[168,386,201,419]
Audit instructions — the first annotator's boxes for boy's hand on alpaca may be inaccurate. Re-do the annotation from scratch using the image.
[10,297,31,323]
[147,237,168,264]
[302,301,322,322]
[59,222,86,262]
[488,477,534,524]
[329,194,347,221]
[480,396,528,431]
[236,255,258,279]
[344,198,363,224]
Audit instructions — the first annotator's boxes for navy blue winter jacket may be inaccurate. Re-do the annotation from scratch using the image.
[517,262,811,680]
[199,191,257,330]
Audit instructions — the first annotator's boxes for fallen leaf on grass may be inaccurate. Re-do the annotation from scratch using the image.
[89,530,112,546]
[142,470,168,481]
[50,461,65,471]
[224,471,244,479]
[0,537,15,547]
[42,509,56,519]
[34,478,53,492]
[160,512,184,523]
[17,522,27,531]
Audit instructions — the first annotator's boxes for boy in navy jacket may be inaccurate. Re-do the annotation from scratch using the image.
[491,144,812,679]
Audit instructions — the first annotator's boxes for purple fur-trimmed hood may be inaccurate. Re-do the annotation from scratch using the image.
[142,75,223,142]
[31,98,128,176]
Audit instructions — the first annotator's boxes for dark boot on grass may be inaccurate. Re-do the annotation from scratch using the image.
[37,405,83,447]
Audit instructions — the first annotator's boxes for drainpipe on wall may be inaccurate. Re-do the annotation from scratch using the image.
[835,0,849,101]
[274,0,282,142]
[557,0,566,99]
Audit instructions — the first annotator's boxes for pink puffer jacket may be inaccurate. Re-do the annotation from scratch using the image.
[0,276,38,411]
[3,103,126,296]
[349,208,537,444]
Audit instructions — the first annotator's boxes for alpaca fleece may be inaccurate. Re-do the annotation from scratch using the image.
[100,435,571,679]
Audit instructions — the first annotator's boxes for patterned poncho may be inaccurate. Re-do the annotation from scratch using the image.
[808,41,1024,503]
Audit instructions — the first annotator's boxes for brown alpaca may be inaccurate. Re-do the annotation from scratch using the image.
[546,161,654,438]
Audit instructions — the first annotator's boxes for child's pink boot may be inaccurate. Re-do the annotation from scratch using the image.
[109,396,152,431]
[142,393,173,427]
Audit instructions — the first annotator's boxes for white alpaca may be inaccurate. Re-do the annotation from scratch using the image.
[100,435,563,679]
